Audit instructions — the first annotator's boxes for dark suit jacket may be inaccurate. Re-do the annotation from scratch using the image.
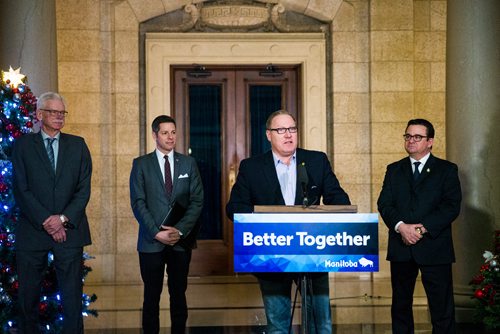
[12,132,92,250]
[226,149,350,280]
[226,148,350,219]
[377,154,462,265]
[130,151,203,252]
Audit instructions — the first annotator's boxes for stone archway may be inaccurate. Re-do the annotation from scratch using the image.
[137,0,344,153]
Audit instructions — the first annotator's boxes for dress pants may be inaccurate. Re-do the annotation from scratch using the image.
[139,246,192,334]
[16,246,84,334]
[390,260,456,334]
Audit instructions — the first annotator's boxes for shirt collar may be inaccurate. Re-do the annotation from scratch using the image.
[41,130,60,141]
[156,149,173,161]
[272,151,296,166]
[410,152,431,166]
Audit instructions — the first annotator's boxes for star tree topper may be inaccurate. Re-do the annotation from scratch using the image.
[1,66,26,88]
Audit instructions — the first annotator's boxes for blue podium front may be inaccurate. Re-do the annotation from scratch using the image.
[233,213,379,273]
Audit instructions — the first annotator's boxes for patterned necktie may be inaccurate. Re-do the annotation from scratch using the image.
[413,161,421,181]
[46,138,56,171]
[164,155,173,197]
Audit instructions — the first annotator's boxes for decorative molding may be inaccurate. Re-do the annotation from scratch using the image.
[271,4,328,33]
[161,4,199,32]
[200,3,270,29]
[145,33,328,152]
[150,1,327,33]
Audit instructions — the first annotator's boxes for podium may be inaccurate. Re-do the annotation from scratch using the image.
[233,205,378,334]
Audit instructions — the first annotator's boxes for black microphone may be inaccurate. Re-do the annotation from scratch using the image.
[297,162,309,207]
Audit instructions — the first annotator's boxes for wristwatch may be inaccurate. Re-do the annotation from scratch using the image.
[60,215,70,229]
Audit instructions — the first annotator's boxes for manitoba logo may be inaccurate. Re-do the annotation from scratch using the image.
[358,257,374,267]
[324,259,358,268]
[325,257,374,268]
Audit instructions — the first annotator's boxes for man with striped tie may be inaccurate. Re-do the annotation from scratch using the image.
[12,92,92,334]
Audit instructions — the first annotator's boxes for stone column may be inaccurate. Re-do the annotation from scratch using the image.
[0,0,57,95]
[446,0,500,322]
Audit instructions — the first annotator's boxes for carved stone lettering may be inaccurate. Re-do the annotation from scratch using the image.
[201,5,269,28]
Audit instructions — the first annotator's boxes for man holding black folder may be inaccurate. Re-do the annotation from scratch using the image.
[130,115,203,334]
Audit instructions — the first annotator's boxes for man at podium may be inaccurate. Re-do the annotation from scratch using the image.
[226,110,351,334]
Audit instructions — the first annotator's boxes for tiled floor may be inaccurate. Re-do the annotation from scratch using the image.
[85,323,489,334]
[82,275,487,334]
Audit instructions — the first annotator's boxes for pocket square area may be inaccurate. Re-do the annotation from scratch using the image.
[178,173,189,178]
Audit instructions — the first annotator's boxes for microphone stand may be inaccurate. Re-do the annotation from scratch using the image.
[299,190,318,334]
[300,274,309,334]
[291,272,317,334]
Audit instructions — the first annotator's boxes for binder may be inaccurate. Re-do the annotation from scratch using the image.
[160,202,186,228]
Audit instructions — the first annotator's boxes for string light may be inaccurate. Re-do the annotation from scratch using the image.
[1,66,98,332]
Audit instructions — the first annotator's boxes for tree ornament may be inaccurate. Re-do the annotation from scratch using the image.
[474,289,485,299]
[0,65,97,332]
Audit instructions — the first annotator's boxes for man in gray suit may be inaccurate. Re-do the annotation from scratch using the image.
[12,92,92,334]
[130,115,203,334]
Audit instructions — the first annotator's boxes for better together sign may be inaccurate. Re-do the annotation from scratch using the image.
[233,213,379,272]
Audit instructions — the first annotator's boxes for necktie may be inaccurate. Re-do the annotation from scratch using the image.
[413,161,421,181]
[46,138,56,171]
[164,155,173,197]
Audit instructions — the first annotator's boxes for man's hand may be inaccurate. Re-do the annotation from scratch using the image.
[399,223,425,245]
[51,228,67,243]
[42,215,67,242]
[155,226,182,246]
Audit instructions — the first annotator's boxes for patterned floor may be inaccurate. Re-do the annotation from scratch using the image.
[85,323,488,333]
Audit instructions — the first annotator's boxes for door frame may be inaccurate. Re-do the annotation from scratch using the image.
[171,66,300,275]
[145,32,328,153]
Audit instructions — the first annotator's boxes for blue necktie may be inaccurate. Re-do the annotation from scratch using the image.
[413,161,421,181]
[46,138,56,171]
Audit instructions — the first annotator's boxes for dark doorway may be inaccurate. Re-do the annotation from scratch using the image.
[172,65,300,275]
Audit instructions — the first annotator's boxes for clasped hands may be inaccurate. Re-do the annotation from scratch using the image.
[399,223,427,246]
[155,226,182,246]
[43,215,67,243]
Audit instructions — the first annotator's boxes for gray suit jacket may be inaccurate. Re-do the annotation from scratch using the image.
[130,151,203,252]
[12,132,92,250]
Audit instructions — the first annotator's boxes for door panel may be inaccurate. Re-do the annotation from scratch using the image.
[172,65,299,275]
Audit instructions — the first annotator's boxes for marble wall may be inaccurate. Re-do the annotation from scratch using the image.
[53,0,447,283]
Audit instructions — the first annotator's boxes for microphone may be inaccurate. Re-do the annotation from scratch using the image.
[297,162,309,207]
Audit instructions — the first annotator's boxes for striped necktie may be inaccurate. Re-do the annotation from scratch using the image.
[46,138,56,171]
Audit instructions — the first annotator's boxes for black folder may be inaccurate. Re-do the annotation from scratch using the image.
[160,202,186,228]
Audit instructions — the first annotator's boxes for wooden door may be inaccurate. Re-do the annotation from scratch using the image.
[172,65,299,275]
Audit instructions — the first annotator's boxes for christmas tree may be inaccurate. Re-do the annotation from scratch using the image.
[470,230,500,330]
[0,67,97,333]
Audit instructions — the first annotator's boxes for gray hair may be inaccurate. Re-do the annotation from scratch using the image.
[37,92,67,110]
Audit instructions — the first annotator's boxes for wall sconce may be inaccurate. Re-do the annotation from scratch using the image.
[187,65,212,78]
[259,64,283,77]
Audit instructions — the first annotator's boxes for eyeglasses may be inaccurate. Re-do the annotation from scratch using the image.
[403,134,428,142]
[40,108,68,117]
[268,127,298,134]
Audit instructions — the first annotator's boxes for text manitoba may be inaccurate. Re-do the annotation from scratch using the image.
[242,231,371,250]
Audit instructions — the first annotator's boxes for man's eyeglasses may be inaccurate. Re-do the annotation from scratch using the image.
[403,134,428,142]
[40,108,68,117]
[268,127,298,134]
